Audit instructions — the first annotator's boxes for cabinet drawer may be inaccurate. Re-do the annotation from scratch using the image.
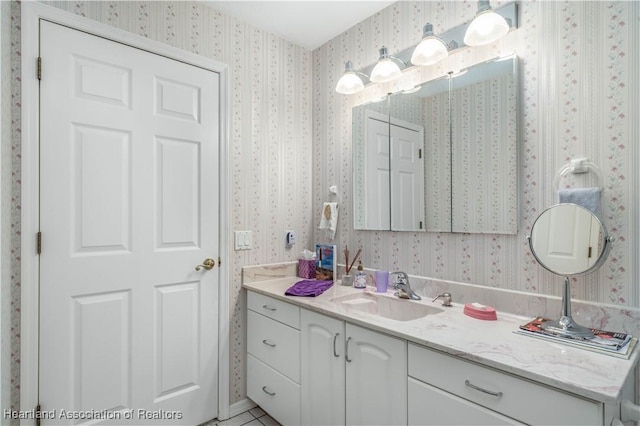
[408,377,522,425]
[247,310,300,383]
[247,354,301,426]
[408,344,602,425]
[248,291,300,329]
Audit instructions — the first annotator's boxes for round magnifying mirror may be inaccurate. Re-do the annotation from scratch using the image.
[528,203,612,338]
[529,203,610,276]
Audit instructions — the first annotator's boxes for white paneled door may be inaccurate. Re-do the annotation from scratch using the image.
[39,21,220,425]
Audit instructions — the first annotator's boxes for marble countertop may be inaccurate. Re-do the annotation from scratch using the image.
[243,276,639,405]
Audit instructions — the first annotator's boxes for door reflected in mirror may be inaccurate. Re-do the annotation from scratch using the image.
[529,203,609,277]
[353,97,426,231]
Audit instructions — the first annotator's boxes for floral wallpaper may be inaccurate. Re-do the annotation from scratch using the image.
[2,0,639,417]
[4,0,312,413]
[313,0,639,306]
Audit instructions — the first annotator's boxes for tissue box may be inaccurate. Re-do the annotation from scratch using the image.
[298,259,316,279]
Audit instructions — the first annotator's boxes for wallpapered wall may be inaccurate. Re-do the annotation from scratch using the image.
[3,0,639,415]
[313,1,639,306]
[5,0,312,411]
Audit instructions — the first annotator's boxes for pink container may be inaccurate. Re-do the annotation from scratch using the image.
[298,259,316,279]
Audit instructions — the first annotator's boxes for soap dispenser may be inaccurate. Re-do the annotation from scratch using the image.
[354,260,367,289]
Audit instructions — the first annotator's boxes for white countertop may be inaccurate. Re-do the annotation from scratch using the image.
[243,277,639,405]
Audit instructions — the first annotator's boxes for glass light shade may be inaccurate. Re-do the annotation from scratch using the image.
[464,9,509,46]
[370,59,402,83]
[335,61,365,94]
[411,37,449,66]
[336,72,364,94]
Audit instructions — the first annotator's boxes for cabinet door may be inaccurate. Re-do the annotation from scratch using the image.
[300,309,346,426]
[345,323,407,426]
[408,377,522,425]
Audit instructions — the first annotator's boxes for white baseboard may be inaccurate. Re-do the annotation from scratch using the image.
[226,398,257,420]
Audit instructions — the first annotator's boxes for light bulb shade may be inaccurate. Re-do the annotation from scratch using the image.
[370,58,402,83]
[335,61,365,94]
[336,72,365,94]
[411,37,449,66]
[464,9,509,46]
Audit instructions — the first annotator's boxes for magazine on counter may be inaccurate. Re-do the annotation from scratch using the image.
[516,317,636,359]
[315,244,336,281]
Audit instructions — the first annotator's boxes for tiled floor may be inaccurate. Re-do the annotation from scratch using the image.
[201,407,280,426]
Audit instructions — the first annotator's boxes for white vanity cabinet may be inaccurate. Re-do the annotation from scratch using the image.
[300,308,407,426]
[345,322,407,426]
[300,309,345,426]
[246,292,301,425]
[407,343,603,426]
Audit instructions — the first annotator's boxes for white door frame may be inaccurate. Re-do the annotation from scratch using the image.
[20,2,231,422]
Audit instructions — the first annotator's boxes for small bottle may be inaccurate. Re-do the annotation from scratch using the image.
[354,260,367,289]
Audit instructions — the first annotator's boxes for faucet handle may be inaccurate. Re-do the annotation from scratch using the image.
[433,292,453,307]
[390,271,409,282]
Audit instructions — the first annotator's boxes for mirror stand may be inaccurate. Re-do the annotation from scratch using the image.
[540,276,594,338]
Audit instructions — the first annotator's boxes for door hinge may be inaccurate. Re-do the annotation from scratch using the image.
[419,221,423,229]
[37,57,42,80]
[35,404,41,426]
[588,246,592,258]
[418,148,422,159]
[37,232,42,254]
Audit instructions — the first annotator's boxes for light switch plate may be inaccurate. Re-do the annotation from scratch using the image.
[234,230,252,250]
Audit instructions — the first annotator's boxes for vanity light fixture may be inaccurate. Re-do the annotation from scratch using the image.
[369,46,406,83]
[464,0,510,46]
[336,1,517,95]
[335,61,368,94]
[410,23,451,66]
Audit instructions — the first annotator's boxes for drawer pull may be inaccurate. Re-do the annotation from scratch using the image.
[333,333,340,357]
[345,337,352,363]
[262,305,277,311]
[262,386,276,396]
[464,380,503,397]
[262,339,276,348]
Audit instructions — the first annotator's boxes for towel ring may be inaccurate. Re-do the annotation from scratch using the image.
[552,159,604,192]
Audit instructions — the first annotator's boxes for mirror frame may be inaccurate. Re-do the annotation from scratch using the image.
[528,203,612,277]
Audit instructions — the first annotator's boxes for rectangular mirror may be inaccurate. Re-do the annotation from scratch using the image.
[449,56,518,233]
[353,95,428,231]
[353,56,518,234]
[353,98,391,230]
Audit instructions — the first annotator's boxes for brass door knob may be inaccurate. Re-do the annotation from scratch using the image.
[195,258,215,271]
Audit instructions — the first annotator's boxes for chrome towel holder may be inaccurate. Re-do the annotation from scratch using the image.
[552,158,604,192]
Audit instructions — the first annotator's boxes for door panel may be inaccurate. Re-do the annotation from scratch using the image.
[73,291,132,412]
[39,20,219,425]
[154,282,200,401]
[155,137,201,248]
[73,124,132,254]
[390,123,424,231]
[364,113,390,230]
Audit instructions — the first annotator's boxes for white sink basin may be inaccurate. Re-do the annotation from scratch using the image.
[332,292,443,321]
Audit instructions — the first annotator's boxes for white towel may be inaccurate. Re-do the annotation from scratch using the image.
[558,187,602,220]
[319,202,338,240]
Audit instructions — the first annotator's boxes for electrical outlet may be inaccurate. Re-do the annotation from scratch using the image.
[286,230,295,246]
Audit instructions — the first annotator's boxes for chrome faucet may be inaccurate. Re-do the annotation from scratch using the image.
[390,271,422,300]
